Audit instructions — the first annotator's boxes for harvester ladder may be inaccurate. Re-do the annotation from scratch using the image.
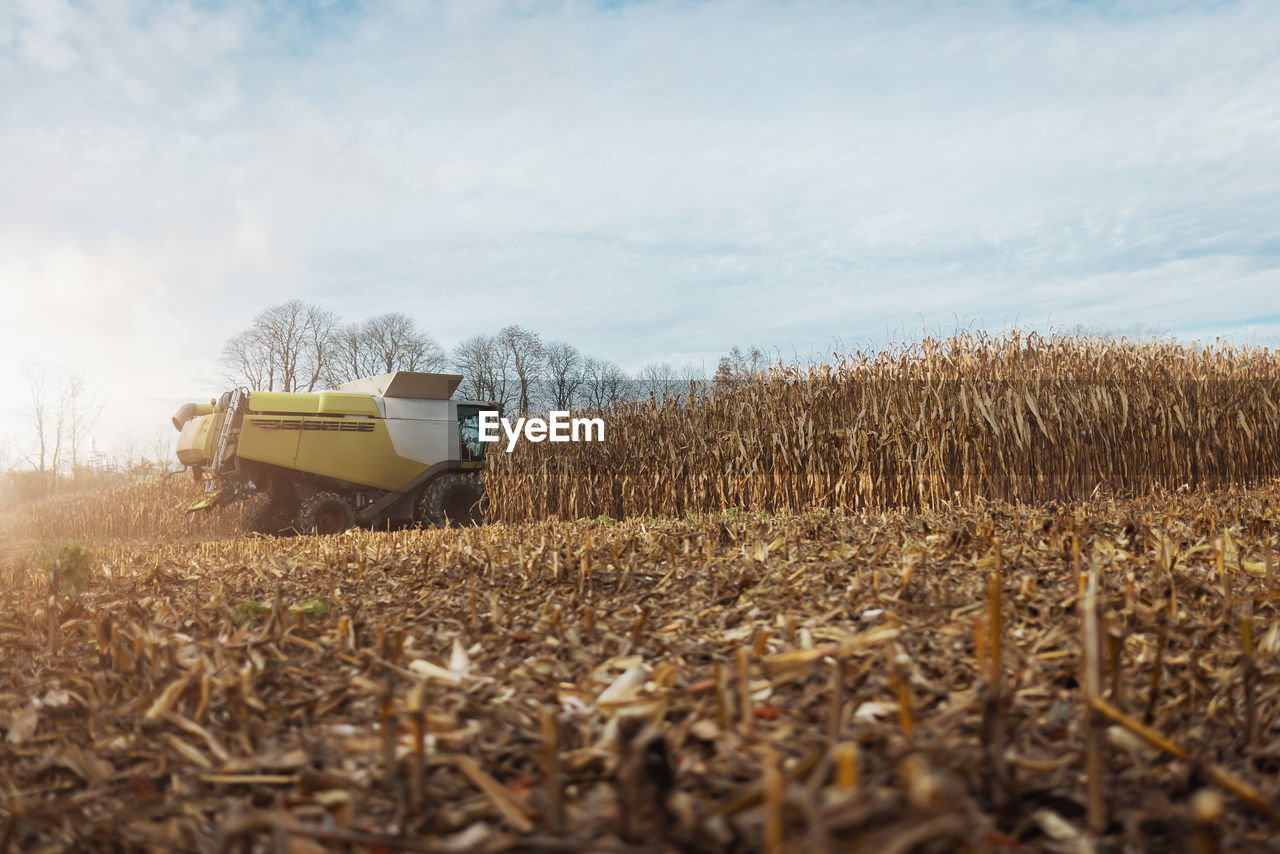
[210,389,246,479]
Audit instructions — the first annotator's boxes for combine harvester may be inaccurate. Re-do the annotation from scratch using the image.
[171,372,498,534]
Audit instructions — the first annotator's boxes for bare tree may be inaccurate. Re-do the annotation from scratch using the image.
[497,325,544,415]
[21,363,58,491]
[329,313,447,385]
[678,362,709,398]
[678,362,707,384]
[148,428,178,475]
[221,300,340,392]
[222,324,276,391]
[365,312,446,374]
[713,345,767,388]
[112,434,140,476]
[18,364,99,492]
[542,340,584,411]
[452,333,512,408]
[299,305,341,392]
[579,357,630,411]
[328,324,371,387]
[63,373,101,478]
[636,361,680,399]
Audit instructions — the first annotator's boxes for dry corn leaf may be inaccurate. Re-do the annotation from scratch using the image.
[6,703,37,744]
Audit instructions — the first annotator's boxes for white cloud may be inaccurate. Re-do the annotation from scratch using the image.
[0,0,1278,461]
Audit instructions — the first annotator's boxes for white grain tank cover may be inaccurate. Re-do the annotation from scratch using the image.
[334,372,463,466]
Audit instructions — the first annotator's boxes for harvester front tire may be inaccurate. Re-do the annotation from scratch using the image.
[242,495,295,536]
[299,492,355,535]
[418,473,486,527]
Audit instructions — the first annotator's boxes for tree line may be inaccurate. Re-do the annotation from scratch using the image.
[0,301,765,504]
[0,364,111,502]
[221,300,769,413]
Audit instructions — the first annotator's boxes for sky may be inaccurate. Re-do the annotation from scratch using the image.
[1,0,1278,467]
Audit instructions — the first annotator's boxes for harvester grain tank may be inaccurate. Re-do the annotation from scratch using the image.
[171,372,498,534]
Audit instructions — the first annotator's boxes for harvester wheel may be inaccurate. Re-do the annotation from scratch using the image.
[242,494,295,536]
[299,492,355,535]
[418,473,486,527]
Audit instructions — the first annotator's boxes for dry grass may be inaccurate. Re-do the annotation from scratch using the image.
[487,331,1280,522]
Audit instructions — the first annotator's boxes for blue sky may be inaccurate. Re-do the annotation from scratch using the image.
[1,0,1278,463]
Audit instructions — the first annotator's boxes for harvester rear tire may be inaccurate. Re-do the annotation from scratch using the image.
[299,492,355,535]
[242,494,296,536]
[418,473,486,527]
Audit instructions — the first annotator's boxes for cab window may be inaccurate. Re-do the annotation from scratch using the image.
[457,405,495,462]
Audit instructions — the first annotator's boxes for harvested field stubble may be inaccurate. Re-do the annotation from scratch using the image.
[2,485,1280,851]
[488,332,1280,522]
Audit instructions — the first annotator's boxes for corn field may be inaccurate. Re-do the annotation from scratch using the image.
[2,333,1280,850]
[487,332,1280,522]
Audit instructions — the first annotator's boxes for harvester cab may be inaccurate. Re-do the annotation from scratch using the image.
[172,372,500,535]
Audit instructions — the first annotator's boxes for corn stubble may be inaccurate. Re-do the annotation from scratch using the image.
[488,332,1280,522]
[0,485,1276,850]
